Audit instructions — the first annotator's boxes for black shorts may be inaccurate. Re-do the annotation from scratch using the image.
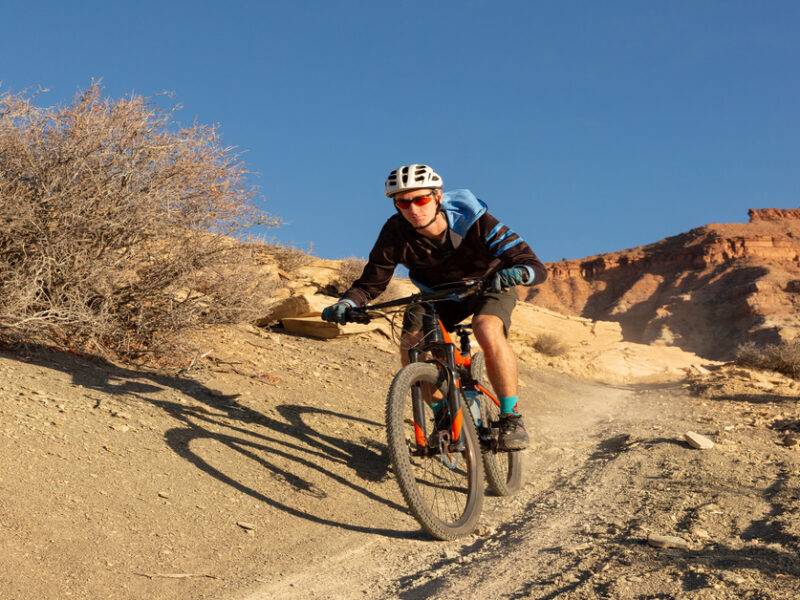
[402,286,517,335]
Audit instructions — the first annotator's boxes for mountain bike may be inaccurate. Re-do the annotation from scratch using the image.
[344,279,523,540]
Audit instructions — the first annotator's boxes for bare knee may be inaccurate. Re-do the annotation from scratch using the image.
[472,315,507,355]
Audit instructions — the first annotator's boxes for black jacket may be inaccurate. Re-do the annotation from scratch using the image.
[342,190,546,306]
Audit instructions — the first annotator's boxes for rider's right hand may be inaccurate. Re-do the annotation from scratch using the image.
[321,300,355,325]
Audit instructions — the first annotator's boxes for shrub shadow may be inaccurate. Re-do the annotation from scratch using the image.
[0,344,417,539]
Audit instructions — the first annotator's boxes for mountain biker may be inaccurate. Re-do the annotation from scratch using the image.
[322,164,547,451]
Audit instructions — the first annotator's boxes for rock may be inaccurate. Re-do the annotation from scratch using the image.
[647,534,691,550]
[475,525,496,537]
[560,542,592,554]
[782,435,799,447]
[721,572,746,585]
[684,431,714,450]
[253,294,333,327]
[281,316,388,340]
[692,528,711,540]
[236,521,256,530]
[158,492,170,499]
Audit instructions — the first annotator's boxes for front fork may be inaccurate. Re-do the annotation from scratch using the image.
[408,346,466,453]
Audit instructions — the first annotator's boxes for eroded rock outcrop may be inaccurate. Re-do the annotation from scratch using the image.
[749,208,800,222]
[526,209,800,360]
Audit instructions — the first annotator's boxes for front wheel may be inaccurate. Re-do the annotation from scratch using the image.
[385,362,484,540]
[470,351,523,496]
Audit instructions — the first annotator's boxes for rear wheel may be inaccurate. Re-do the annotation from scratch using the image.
[385,362,484,540]
[470,351,523,496]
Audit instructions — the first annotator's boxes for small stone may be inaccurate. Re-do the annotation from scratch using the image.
[475,525,496,537]
[692,528,711,540]
[561,542,592,553]
[442,550,459,560]
[236,521,256,530]
[158,492,170,499]
[684,431,714,450]
[722,572,746,585]
[647,534,691,550]
[782,435,799,447]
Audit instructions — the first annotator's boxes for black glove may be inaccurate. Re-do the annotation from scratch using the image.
[491,267,529,292]
[321,301,352,325]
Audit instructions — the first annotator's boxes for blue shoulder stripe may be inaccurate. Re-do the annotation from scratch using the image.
[494,237,524,256]
[488,230,514,250]
[484,223,503,244]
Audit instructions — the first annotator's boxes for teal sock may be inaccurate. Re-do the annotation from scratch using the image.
[429,399,446,414]
[499,396,519,415]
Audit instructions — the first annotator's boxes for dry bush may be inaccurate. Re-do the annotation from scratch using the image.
[735,340,800,379]
[329,257,367,296]
[0,83,279,361]
[533,333,569,357]
[268,242,314,272]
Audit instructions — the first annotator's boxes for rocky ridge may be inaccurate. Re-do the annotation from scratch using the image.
[525,208,800,360]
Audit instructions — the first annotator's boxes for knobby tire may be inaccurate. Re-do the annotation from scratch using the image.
[385,362,484,540]
[470,351,523,496]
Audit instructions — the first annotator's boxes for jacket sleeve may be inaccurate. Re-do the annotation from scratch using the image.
[340,220,402,306]
[480,213,547,285]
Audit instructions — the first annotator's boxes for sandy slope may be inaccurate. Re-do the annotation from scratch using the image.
[1,324,799,600]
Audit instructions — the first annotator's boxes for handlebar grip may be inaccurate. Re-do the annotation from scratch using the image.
[344,307,371,324]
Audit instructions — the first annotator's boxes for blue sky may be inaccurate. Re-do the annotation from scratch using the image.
[2,1,798,263]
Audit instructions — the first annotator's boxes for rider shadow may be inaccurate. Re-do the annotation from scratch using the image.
[0,344,419,540]
[275,404,391,484]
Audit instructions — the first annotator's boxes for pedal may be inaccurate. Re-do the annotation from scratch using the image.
[449,438,466,453]
[480,427,499,451]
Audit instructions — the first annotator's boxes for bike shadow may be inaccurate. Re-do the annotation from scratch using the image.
[0,344,419,540]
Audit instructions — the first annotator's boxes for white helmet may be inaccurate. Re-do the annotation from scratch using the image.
[385,164,443,197]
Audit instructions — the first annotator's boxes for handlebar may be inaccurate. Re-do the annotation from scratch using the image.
[342,278,491,324]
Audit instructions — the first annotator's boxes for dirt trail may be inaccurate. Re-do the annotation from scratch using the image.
[1,325,799,600]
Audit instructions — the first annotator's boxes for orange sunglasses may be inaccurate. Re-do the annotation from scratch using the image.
[393,193,435,210]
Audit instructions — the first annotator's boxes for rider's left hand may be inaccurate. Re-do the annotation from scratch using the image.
[321,301,353,325]
[491,267,529,292]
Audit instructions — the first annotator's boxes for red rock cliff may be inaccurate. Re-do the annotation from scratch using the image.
[749,208,800,222]
[525,210,800,360]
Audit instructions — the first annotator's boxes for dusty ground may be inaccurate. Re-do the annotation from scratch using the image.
[1,323,799,600]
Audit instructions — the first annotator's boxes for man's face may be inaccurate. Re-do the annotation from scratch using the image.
[393,188,440,228]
